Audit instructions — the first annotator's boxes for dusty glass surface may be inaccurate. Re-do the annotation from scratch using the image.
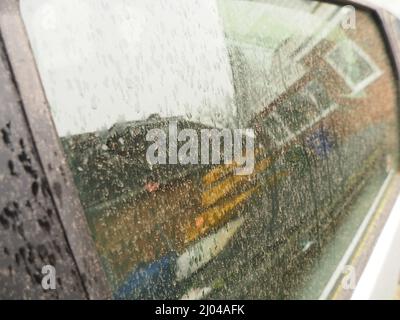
[21,0,398,299]
[396,17,400,38]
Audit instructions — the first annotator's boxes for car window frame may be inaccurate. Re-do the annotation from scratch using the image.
[0,0,111,299]
[0,0,399,299]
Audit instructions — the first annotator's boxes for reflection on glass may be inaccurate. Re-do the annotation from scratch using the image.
[21,0,398,299]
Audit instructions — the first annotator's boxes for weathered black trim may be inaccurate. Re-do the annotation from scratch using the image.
[0,0,111,299]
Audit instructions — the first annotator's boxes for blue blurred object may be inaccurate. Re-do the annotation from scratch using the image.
[306,128,333,158]
[113,253,178,299]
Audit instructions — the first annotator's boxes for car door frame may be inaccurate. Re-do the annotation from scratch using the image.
[0,0,111,299]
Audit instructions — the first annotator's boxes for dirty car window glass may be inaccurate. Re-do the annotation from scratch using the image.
[20,0,398,299]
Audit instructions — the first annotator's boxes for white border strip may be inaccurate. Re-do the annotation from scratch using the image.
[319,170,394,300]
[351,192,400,299]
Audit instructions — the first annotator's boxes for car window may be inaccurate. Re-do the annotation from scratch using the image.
[20,0,399,299]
